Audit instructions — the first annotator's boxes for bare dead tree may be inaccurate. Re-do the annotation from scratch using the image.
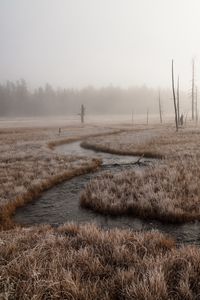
[79,104,85,124]
[172,60,178,131]
[192,59,195,120]
[131,109,134,125]
[177,76,180,124]
[196,86,198,124]
[158,90,162,124]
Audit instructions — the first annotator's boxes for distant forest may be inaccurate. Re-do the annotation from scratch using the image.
[0,79,188,117]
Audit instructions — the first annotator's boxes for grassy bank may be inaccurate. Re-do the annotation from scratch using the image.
[1,123,200,299]
[81,126,200,159]
[81,127,200,223]
[48,129,124,149]
[0,125,112,229]
[81,140,163,159]
[80,156,200,223]
[1,158,101,229]
[1,223,200,300]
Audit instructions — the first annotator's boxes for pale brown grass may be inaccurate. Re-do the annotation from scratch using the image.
[1,123,200,298]
[2,223,200,300]
[81,126,200,223]
[80,157,200,222]
[81,125,200,159]
[0,125,118,229]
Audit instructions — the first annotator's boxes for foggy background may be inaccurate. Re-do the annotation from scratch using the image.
[0,80,188,117]
[0,0,199,118]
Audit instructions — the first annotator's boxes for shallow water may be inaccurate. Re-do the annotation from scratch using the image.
[56,141,144,166]
[14,142,200,245]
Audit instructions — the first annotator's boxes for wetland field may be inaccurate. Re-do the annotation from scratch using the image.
[1,118,200,299]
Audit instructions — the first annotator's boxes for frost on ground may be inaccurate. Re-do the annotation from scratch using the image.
[1,123,200,299]
[0,124,116,228]
[1,223,200,300]
[81,125,200,158]
[81,156,200,222]
[81,126,164,157]
[81,125,200,222]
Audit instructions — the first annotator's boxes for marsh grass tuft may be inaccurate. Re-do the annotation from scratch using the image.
[1,223,200,299]
[80,156,200,223]
[0,125,106,229]
[1,124,200,298]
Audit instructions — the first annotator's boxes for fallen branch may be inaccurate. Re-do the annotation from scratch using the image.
[105,155,154,168]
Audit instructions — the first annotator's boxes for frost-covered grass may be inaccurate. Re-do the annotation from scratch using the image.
[81,125,200,159]
[81,127,164,158]
[1,123,200,298]
[2,223,200,300]
[80,156,200,223]
[0,125,116,228]
[81,126,200,223]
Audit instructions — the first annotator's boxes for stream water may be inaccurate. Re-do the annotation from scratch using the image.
[14,142,200,245]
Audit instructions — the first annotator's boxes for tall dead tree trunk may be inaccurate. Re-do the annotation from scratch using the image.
[80,104,85,123]
[146,108,149,125]
[196,86,198,124]
[131,109,134,124]
[172,60,178,131]
[192,59,195,120]
[158,90,162,124]
[177,76,180,124]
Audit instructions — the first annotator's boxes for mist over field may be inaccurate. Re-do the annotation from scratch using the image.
[1,0,200,119]
[0,80,190,117]
[3,2,200,299]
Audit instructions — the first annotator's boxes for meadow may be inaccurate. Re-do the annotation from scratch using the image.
[0,123,116,228]
[1,119,200,299]
[1,223,200,300]
[80,125,200,223]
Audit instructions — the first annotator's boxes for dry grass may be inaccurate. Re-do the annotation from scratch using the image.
[81,140,163,159]
[81,126,200,223]
[81,126,165,158]
[80,157,200,222]
[81,125,200,159]
[48,128,124,149]
[1,223,200,300]
[0,125,119,229]
[2,122,200,298]
[1,157,101,229]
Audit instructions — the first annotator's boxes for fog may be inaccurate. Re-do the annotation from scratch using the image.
[0,80,191,118]
[0,0,200,118]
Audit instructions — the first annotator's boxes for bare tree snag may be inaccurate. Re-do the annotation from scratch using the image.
[172,60,178,131]
[196,86,198,124]
[177,76,180,124]
[158,90,162,124]
[131,109,134,125]
[80,104,85,124]
[192,59,195,120]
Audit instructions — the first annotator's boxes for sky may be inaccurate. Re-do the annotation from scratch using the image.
[0,0,200,90]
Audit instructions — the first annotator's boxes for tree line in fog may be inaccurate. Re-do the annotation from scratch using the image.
[0,79,188,117]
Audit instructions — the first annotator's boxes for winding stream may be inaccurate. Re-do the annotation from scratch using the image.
[14,141,200,245]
